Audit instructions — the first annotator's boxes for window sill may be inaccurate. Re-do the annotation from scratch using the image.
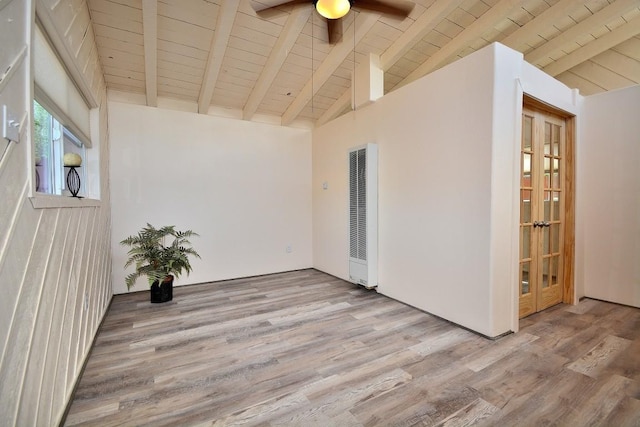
[29,194,101,209]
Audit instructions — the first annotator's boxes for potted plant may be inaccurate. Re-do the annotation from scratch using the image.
[121,224,200,303]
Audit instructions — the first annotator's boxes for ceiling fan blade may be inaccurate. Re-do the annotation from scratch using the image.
[253,0,312,19]
[327,18,343,44]
[353,0,414,18]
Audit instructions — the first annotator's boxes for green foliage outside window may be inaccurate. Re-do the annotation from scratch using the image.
[33,100,51,165]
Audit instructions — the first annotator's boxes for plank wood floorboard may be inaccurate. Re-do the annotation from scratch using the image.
[65,269,640,426]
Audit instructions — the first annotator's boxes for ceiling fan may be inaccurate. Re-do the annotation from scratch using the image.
[253,0,415,44]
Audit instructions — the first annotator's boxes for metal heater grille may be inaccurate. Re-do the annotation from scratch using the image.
[350,148,367,261]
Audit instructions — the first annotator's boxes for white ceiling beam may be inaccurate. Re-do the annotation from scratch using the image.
[524,0,640,65]
[316,89,350,126]
[543,15,640,76]
[500,0,584,50]
[142,0,157,107]
[243,7,312,121]
[569,58,636,89]
[198,0,240,114]
[317,0,465,126]
[555,70,605,95]
[398,0,524,88]
[380,0,466,68]
[281,12,380,126]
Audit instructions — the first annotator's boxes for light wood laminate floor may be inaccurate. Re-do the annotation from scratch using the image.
[65,269,640,426]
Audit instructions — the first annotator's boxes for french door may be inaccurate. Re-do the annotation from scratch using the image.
[519,107,566,319]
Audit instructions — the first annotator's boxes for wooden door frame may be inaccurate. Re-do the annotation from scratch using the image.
[523,95,576,307]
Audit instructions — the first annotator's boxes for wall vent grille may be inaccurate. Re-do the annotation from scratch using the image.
[349,148,367,260]
[348,144,377,288]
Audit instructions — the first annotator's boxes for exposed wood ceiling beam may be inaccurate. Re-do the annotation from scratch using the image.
[198,0,240,114]
[316,0,464,127]
[379,0,466,68]
[281,12,379,126]
[543,15,640,77]
[318,0,640,127]
[398,0,524,88]
[86,0,640,125]
[569,58,636,89]
[243,7,312,121]
[316,88,350,126]
[500,0,584,50]
[555,70,605,95]
[142,0,157,107]
[524,0,639,65]
[316,0,640,127]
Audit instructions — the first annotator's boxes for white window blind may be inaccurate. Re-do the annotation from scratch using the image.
[33,25,91,146]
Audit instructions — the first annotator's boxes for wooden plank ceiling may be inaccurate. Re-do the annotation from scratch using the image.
[87,0,640,126]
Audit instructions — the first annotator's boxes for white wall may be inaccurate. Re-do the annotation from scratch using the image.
[0,0,112,425]
[109,102,312,294]
[521,62,581,116]
[578,85,640,307]
[487,44,528,335]
[313,43,581,337]
[314,44,502,337]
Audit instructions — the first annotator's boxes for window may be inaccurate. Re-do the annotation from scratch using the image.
[32,23,98,203]
[34,100,86,196]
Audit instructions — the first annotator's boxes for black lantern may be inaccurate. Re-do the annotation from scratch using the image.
[63,153,82,198]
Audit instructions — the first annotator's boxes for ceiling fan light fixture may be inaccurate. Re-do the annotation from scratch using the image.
[315,0,350,19]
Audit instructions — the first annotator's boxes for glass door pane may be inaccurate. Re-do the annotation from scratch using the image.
[520,109,566,319]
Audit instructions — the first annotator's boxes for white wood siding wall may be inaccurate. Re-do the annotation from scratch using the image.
[0,0,112,425]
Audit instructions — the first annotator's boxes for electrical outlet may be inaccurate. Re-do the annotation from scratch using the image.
[286,245,292,253]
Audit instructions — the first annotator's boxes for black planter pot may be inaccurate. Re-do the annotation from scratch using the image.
[150,275,174,303]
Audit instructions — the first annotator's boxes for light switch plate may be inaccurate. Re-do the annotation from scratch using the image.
[2,105,20,143]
